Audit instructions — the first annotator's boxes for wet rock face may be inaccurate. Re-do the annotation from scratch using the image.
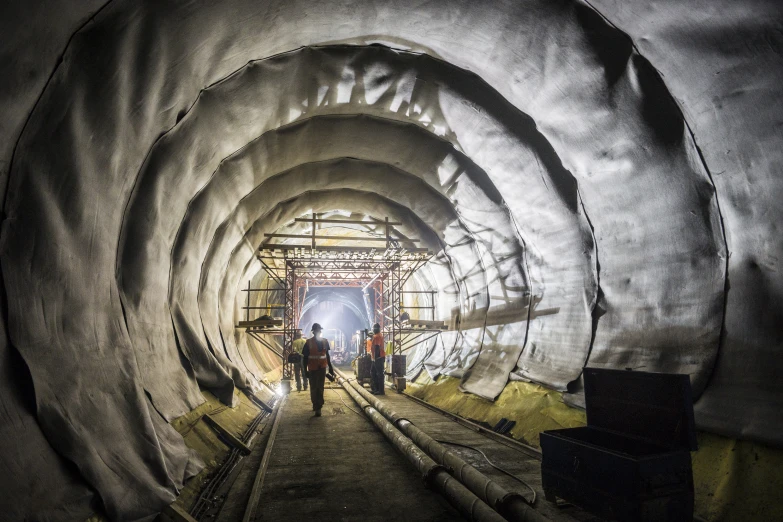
[1,0,781,518]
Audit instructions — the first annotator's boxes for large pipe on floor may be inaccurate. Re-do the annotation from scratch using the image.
[334,372,506,522]
[334,368,548,522]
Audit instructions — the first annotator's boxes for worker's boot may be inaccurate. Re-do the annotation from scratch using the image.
[315,409,321,417]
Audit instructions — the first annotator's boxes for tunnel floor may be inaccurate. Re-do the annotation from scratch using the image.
[201,370,601,522]
[250,383,458,521]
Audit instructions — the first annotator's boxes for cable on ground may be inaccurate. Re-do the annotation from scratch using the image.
[330,388,364,417]
[435,439,537,505]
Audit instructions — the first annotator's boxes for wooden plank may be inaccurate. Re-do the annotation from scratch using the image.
[294,217,403,226]
[407,319,447,329]
[242,396,286,522]
[264,233,420,242]
[237,319,282,328]
[164,503,199,522]
[260,244,431,254]
[203,415,252,455]
[247,392,274,413]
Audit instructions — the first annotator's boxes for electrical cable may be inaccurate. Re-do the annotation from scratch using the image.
[435,439,537,505]
[330,388,364,417]
[191,408,269,520]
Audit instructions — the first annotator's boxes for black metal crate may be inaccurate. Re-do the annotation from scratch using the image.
[541,368,697,521]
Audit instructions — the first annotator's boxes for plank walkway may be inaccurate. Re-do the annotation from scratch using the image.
[250,383,458,521]
[246,371,598,521]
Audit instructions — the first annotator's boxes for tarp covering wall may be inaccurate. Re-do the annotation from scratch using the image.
[0,0,779,519]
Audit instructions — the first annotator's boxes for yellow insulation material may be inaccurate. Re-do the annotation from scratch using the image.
[84,388,262,520]
[692,432,783,520]
[407,372,585,447]
[407,374,783,522]
[169,388,261,510]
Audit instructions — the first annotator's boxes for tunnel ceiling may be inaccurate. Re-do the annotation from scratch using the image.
[1,0,781,519]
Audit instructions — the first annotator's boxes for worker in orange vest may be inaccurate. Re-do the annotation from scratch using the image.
[369,323,386,395]
[302,323,334,417]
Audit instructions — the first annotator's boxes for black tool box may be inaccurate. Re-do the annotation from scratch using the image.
[356,355,372,384]
[540,368,697,521]
[386,354,406,379]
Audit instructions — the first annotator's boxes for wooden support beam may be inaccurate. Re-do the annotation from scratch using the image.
[203,415,252,455]
[294,217,403,226]
[242,396,285,522]
[405,319,448,330]
[163,503,199,522]
[238,319,282,328]
[246,392,274,413]
[260,244,431,254]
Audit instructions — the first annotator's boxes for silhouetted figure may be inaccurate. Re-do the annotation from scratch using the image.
[302,323,334,416]
[370,323,386,395]
[291,330,307,392]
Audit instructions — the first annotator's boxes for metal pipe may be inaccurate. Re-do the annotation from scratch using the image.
[335,373,506,522]
[334,368,549,522]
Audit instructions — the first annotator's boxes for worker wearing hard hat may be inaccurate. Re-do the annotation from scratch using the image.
[291,329,307,392]
[302,323,334,416]
[369,323,386,395]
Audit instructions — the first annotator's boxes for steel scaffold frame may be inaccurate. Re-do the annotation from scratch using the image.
[237,214,446,388]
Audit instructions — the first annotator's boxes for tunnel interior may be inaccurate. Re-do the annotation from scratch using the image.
[1,0,782,521]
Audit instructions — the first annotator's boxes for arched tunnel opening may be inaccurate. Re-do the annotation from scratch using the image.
[1,1,782,521]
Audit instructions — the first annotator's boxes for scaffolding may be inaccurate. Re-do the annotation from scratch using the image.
[237,215,446,386]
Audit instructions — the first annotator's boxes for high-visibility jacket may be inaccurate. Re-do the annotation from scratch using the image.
[371,333,385,359]
[365,338,372,354]
[305,337,329,371]
[292,338,306,355]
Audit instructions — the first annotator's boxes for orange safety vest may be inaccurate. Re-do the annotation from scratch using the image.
[306,337,329,371]
[365,338,372,354]
[372,333,385,359]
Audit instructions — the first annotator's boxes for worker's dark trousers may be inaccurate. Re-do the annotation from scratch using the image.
[307,367,326,412]
[371,358,385,394]
[293,362,308,391]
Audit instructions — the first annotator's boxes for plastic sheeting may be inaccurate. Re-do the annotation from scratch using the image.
[588,0,783,447]
[0,0,778,519]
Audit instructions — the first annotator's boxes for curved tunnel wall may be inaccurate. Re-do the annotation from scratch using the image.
[0,0,781,519]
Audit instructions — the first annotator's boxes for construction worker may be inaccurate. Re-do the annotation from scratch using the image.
[369,323,386,395]
[302,323,334,416]
[291,329,307,392]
